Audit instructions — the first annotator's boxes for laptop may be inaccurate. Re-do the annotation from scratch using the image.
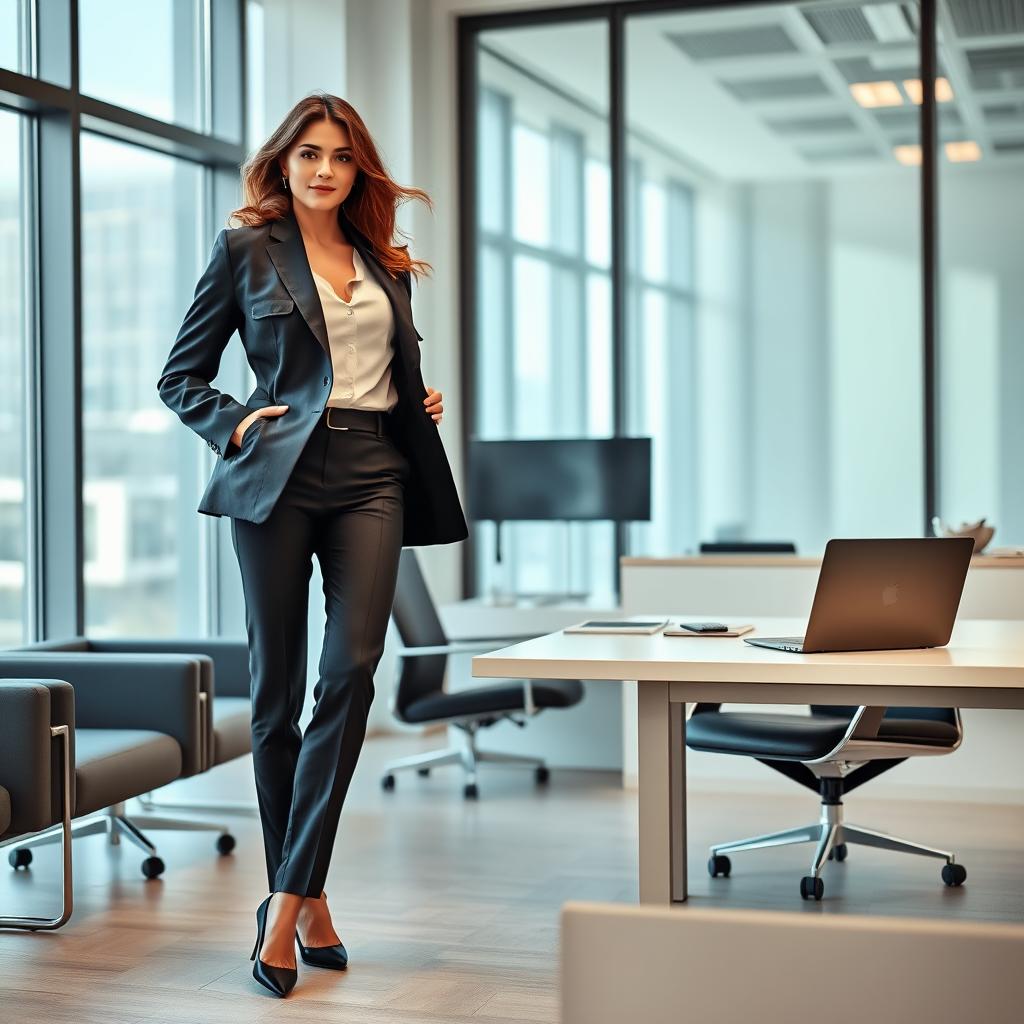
[744,537,974,654]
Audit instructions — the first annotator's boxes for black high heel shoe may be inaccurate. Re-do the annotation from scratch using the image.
[295,929,348,970]
[250,894,298,997]
[295,891,348,970]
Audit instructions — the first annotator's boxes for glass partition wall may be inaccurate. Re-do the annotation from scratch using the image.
[461,0,1019,599]
[472,20,616,599]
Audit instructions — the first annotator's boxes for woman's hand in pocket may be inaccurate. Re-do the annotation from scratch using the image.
[231,405,289,448]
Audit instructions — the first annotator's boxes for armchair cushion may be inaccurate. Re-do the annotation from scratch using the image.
[212,696,252,765]
[73,729,182,816]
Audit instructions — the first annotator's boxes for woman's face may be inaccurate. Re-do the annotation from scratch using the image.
[280,118,358,215]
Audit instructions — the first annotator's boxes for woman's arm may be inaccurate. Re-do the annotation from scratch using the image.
[156,229,251,458]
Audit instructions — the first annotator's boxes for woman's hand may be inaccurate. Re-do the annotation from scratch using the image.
[231,405,289,448]
[423,387,443,425]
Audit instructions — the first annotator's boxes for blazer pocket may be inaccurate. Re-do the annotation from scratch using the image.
[251,298,295,319]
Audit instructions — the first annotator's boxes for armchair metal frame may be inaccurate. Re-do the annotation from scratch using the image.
[0,725,72,931]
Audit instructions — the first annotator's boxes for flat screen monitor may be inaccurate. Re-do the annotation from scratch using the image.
[468,438,652,523]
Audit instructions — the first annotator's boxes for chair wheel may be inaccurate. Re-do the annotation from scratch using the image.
[708,854,731,878]
[828,843,848,863]
[216,833,236,856]
[800,876,824,901]
[464,783,479,800]
[142,856,165,879]
[942,863,967,887]
[535,766,550,784]
[8,848,32,869]
[416,768,431,777]
[381,774,395,791]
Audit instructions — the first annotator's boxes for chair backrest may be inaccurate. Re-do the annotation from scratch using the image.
[12,638,91,653]
[392,551,448,648]
[390,551,450,716]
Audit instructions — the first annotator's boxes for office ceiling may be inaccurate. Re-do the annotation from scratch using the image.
[482,0,1024,180]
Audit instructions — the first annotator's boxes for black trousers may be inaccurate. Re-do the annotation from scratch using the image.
[230,409,409,897]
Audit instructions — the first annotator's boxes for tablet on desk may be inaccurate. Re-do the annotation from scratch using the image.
[564,619,668,635]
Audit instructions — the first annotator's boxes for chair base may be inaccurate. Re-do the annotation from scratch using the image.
[710,799,958,881]
[136,791,259,817]
[382,721,548,797]
[3,799,236,886]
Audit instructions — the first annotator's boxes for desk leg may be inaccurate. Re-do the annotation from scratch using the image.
[637,681,687,904]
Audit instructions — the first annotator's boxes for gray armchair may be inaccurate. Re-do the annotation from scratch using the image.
[0,653,217,911]
[13,638,255,817]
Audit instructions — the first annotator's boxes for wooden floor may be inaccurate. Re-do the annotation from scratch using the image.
[1,733,1022,1023]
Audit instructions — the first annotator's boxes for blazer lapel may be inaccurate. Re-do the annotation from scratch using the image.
[267,212,330,358]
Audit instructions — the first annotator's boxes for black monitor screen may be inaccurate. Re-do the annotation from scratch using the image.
[468,438,651,523]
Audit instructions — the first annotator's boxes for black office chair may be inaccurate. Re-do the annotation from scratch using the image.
[687,702,967,900]
[381,551,585,799]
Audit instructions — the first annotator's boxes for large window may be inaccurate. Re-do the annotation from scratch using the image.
[624,1,925,557]
[473,22,615,598]
[81,136,206,636]
[79,0,204,131]
[1,0,28,74]
[936,5,1024,548]
[2,0,250,642]
[463,1,1019,598]
[0,111,29,644]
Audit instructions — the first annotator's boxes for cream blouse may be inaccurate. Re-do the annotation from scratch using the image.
[311,247,399,413]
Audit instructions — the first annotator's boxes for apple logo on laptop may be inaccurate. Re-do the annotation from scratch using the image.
[882,583,901,607]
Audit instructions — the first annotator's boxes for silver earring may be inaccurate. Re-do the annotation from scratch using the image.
[281,175,289,191]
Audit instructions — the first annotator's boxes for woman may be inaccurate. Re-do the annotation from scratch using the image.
[157,93,467,998]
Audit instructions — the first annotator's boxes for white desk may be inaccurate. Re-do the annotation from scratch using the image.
[472,617,1024,905]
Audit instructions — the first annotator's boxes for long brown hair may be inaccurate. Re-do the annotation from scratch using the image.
[229,93,432,281]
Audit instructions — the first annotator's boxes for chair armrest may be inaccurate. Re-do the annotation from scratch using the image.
[847,706,886,740]
[0,680,69,838]
[91,637,251,698]
[396,642,513,658]
[444,633,545,645]
[0,654,203,777]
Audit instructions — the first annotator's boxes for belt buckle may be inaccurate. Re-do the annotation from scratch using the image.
[326,408,349,431]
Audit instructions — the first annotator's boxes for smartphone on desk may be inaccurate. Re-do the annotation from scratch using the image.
[663,623,754,637]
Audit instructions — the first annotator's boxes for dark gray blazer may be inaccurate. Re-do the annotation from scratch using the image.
[157,206,468,547]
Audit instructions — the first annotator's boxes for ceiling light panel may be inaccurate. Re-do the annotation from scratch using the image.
[721,74,832,101]
[765,113,861,134]
[947,0,1024,37]
[665,26,798,61]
